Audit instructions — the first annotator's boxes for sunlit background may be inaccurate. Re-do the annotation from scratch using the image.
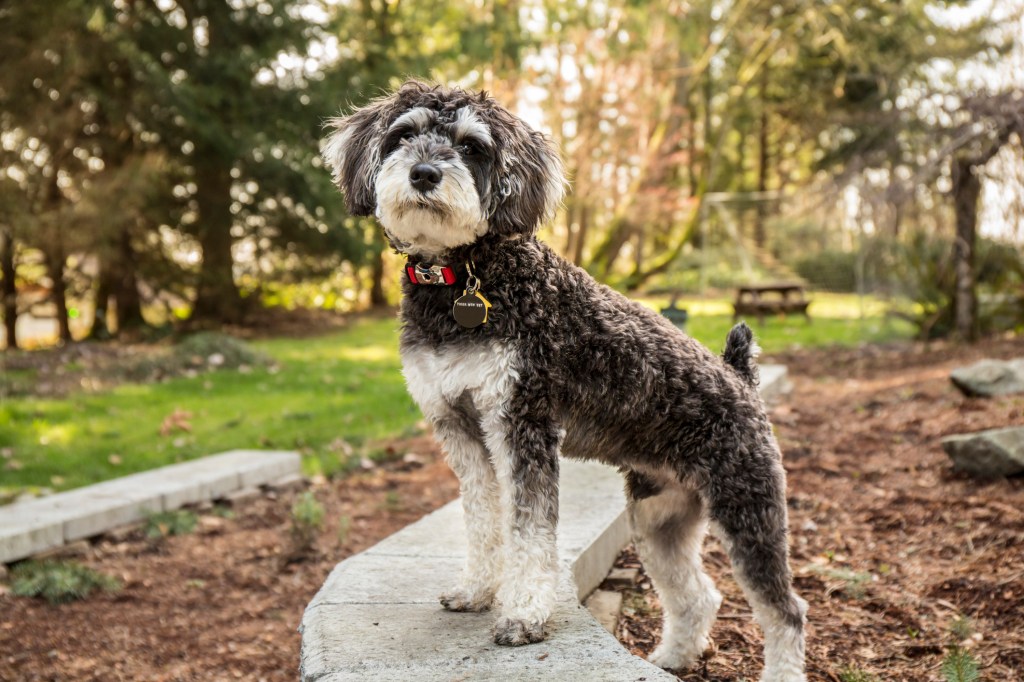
[0,0,1021,350]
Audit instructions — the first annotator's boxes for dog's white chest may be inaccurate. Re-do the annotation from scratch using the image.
[401,342,520,421]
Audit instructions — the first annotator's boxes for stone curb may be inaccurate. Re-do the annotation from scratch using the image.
[299,366,788,681]
[0,450,301,563]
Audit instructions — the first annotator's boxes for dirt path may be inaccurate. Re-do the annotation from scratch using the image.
[2,337,1023,681]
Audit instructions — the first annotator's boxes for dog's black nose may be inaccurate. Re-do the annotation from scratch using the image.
[409,163,442,192]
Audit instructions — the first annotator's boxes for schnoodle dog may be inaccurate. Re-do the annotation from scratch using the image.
[322,81,807,681]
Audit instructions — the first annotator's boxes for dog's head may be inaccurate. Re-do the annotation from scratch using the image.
[321,81,565,259]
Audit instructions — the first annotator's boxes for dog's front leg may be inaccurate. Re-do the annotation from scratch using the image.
[482,410,561,646]
[432,408,503,612]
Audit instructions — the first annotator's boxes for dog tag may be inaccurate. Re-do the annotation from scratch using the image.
[453,291,491,328]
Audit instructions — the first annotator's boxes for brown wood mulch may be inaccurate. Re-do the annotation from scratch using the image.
[2,335,1022,681]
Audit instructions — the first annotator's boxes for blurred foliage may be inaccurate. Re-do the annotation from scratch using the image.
[289,491,325,555]
[127,332,272,381]
[144,509,198,540]
[0,0,1020,344]
[10,560,121,605]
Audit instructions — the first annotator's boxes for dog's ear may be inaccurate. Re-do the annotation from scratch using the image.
[489,119,567,236]
[321,99,392,216]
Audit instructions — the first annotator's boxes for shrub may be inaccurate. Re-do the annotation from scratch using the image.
[144,509,198,539]
[941,647,980,682]
[173,332,270,370]
[290,492,325,554]
[11,560,121,604]
[126,332,270,381]
[795,250,859,293]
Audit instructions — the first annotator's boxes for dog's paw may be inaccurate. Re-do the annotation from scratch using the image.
[492,617,546,646]
[439,589,493,612]
[648,639,708,671]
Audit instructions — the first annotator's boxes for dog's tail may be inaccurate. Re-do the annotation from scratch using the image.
[723,322,760,386]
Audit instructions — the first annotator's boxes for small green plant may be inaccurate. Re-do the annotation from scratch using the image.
[808,565,873,599]
[11,560,121,604]
[949,615,973,641]
[290,492,325,553]
[941,647,980,682]
[382,491,402,512]
[337,514,352,545]
[210,504,235,519]
[144,509,198,539]
[838,666,879,682]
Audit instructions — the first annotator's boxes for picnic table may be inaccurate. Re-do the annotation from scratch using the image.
[733,282,811,324]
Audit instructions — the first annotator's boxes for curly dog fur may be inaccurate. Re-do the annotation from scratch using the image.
[322,81,807,681]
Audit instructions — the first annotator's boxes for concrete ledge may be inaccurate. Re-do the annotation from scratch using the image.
[299,460,675,682]
[0,450,300,563]
[299,365,788,680]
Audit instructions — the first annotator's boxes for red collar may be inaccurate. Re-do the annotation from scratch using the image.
[405,261,457,286]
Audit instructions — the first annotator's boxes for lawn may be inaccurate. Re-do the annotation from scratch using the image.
[0,294,914,496]
[0,317,418,497]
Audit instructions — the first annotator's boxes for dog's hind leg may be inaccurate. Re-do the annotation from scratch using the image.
[708,447,807,682]
[432,400,503,612]
[627,472,721,671]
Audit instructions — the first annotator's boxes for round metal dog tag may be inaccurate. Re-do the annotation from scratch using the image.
[453,293,489,328]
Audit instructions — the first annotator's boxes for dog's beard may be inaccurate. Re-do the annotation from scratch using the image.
[375,153,488,260]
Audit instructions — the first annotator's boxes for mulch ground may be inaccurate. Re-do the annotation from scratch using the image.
[2,335,1023,681]
[613,336,1024,681]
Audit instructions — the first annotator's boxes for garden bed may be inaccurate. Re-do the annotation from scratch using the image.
[2,335,1023,681]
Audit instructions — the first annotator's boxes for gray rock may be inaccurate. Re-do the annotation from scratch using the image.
[584,589,623,634]
[942,427,1024,478]
[950,358,1024,397]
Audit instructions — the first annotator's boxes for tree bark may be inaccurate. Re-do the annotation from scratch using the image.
[191,164,244,324]
[1,227,17,350]
[573,204,590,266]
[952,157,980,342]
[90,257,115,340]
[44,248,72,344]
[369,241,387,308]
[754,83,770,248]
[115,226,146,331]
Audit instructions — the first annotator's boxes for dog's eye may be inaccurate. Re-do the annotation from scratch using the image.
[459,142,483,157]
[401,130,417,142]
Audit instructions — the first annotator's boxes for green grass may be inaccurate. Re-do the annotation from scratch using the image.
[637,292,915,354]
[1,316,419,494]
[0,294,913,495]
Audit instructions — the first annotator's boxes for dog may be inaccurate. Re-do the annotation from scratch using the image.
[321,81,807,682]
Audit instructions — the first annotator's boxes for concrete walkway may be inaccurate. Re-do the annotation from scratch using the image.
[0,449,300,563]
[299,366,789,681]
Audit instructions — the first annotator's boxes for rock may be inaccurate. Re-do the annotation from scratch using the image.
[34,539,91,561]
[222,487,261,505]
[584,589,623,634]
[950,358,1024,397]
[605,567,639,589]
[266,473,308,493]
[942,427,1024,478]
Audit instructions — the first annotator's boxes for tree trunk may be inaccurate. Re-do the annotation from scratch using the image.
[1,227,17,350]
[115,226,146,331]
[191,165,244,324]
[90,257,115,340]
[952,157,980,342]
[754,85,770,248]
[44,248,72,344]
[369,241,387,308]
[573,204,590,266]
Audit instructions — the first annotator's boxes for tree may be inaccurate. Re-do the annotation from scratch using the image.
[98,0,356,324]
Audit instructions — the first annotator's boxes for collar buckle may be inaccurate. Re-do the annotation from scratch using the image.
[406,262,457,286]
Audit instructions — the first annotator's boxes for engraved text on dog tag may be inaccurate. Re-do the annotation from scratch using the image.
[453,292,491,328]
